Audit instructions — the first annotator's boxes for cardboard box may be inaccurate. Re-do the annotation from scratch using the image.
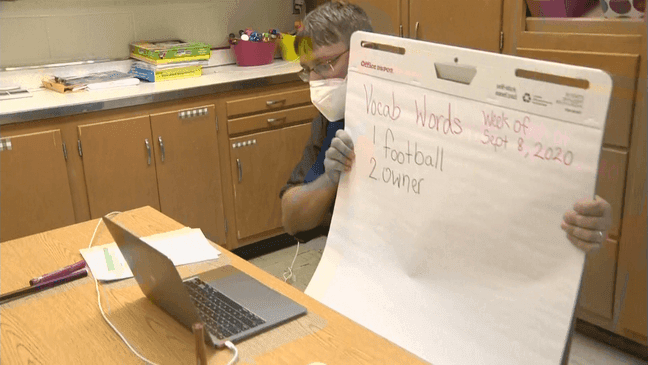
[42,77,83,93]
[129,63,202,82]
[130,40,211,64]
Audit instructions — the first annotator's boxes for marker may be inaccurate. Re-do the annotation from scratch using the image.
[1,269,88,305]
[29,260,87,286]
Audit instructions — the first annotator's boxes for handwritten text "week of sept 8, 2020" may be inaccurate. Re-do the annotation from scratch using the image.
[360,83,577,195]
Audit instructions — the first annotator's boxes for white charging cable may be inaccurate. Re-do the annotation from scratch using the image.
[224,341,238,364]
[87,212,160,365]
[88,212,238,364]
[283,241,301,283]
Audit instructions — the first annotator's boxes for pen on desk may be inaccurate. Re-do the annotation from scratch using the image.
[29,260,87,286]
[0,268,88,305]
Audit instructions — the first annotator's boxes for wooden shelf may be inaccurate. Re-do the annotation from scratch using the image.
[526,17,645,34]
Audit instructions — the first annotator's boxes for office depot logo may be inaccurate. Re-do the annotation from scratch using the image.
[361,60,394,74]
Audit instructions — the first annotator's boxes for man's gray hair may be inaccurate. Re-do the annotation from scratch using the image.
[299,1,373,50]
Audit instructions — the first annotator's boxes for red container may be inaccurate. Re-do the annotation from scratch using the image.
[232,40,277,66]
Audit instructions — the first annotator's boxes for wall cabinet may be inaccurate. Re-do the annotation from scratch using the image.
[353,0,504,52]
[408,0,503,52]
[0,130,75,242]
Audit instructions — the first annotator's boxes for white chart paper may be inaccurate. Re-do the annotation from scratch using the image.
[306,32,612,365]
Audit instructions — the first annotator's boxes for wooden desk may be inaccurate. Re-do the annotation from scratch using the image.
[1,206,427,365]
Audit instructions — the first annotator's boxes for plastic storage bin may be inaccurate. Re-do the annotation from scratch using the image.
[232,40,277,66]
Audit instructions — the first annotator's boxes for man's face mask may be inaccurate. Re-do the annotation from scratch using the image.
[309,77,347,122]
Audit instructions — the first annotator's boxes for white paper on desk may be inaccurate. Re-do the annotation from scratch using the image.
[80,228,220,281]
[306,32,612,365]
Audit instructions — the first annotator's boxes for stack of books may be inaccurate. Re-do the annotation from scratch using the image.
[42,71,140,93]
[129,40,211,82]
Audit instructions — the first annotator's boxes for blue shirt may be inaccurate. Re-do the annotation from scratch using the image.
[303,120,345,183]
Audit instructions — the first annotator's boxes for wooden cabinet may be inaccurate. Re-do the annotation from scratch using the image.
[0,130,75,242]
[223,86,317,245]
[579,238,619,320]
[502,0,647,346]
[78,116,160,218]
[355,0,504,52]
[150,106,226,244]
[0,81,311,249]
[229,124,312,241]
[408,0,503,52]
[78,105,225,243]
[352,0,404,36]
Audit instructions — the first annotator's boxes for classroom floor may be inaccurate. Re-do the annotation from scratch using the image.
[246,236,646,365]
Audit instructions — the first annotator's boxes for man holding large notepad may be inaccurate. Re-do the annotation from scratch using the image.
[280,0,612,252]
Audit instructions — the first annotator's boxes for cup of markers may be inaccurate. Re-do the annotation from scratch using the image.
[229,28,280,66]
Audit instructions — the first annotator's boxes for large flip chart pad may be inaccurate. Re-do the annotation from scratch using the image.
[305,32,612,364]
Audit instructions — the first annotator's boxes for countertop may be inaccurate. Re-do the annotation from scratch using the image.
[0,55,302,125]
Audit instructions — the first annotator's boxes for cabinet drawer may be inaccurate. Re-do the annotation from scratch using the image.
[595,147,628,238]
[516,48,639,148]
[228,104,318,135]
[226,88,311,117]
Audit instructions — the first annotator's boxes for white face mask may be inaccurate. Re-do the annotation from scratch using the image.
[309,78,347,122]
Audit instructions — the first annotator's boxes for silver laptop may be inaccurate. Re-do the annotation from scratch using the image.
[103,216,307,348]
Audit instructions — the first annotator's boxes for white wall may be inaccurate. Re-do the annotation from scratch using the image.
[0,0,300,67]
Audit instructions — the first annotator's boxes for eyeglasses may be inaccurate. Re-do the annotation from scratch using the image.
[298,50,349,82]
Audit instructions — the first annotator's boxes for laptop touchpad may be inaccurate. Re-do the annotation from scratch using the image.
[202,269,301,323]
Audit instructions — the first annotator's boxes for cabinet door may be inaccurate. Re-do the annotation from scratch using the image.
[229,123,311,240]
[352,0,404,37]
[578,238,618,320]
[617,200,647,344]
[150,106,225,244]
[78,116,160,218]
[409,0,503,52]
[0,130,75,242]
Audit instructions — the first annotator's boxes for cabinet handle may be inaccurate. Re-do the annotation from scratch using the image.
[158,136,165,162]
[399,25,403,37]
[145,138,151,166]
[415,22,420,40]
[267,116,286,123]
[266,99,285,106]
[237,159,242,182]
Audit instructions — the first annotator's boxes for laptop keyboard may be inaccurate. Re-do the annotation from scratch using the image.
[184,278,266,340]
